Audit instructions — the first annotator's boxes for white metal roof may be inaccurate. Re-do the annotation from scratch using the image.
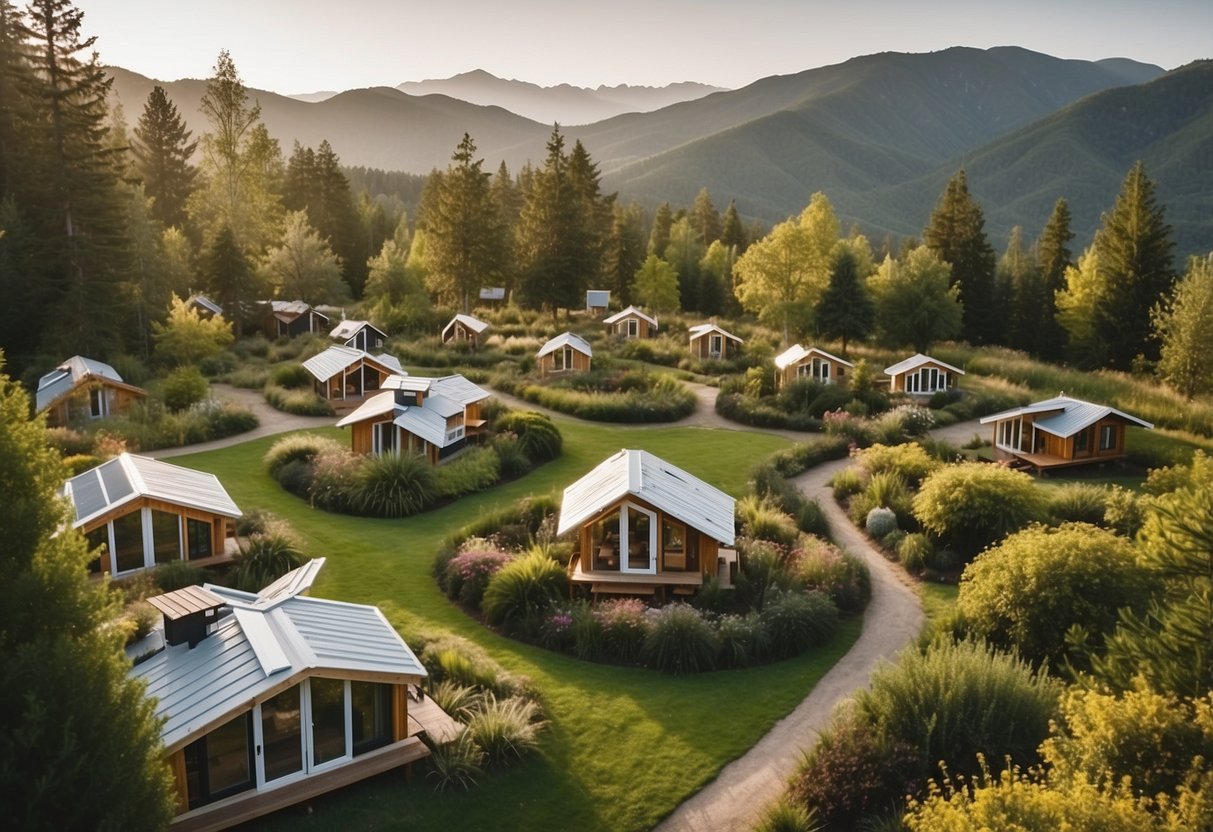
[586,290,610,308]
[257,557,326,602]
[557,449,735,545]
[382,375,430,393]
[64,453,241,527]
[442,313,490,339]
[774,345,852,371]
[336,390,397,427]
[603,305,658,328]
[337,374,489,448]
[130,561,426,752]
[979,395,1153,437]
[330,319,387,341]
[431,374,492,407]
[480,287,505,300]
[884,353,964,377]
[538,331,593,359]
[187,295,223,317]
[35,356,137,413]
[688,323,743,344]
[302,345,398,383]
[394,403,451,446]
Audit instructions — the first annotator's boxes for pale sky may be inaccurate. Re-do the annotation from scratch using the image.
[74,0,1212,93]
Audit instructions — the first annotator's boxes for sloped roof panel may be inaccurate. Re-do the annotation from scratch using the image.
[430,374,491,406]
[303,345,396,382]
[64,454,240,527]
[603,305,658,327]
[442,314,490,339]
[538,332,593,358]
[394,405,449,446]
[979,395,1153,435]
[883,353,964,376]
[35,356,131,413]
[335,390,396,427]
[774,344,809,370]
[688,323,743,343]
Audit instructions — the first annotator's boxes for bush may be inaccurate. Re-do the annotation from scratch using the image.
[769,437,851,476]
[464,693,545,765]
[161,366,209,412]
[854,639,1062,782]
[63,453,103,475]
[857,443,940,486]
[716,612,768,668]
[830,467,863,498]
[897,533,933,573]
[425,731,485,793]
[1046,483,1110,526]
[865,506,899,539]
[596,598,651,663]
[444,546,513,608]
[957,523,1153,670]
[737,495,799,546]
[790,715,920,830]
[46,427,95,456]
[435,447,500,499]
[481,552,567,634]
[233,530,306,592]
[222,366,269,389]
[515,373,695,422]
[494,411,562,462]
[912,463,1046,562]
[307,448,364,514]
[642,604,718,674]
[791,537,871,613]
[492,435,531,479]
[264,383,333,416]
[268,363,312,389]
[759,590,839,659]
[795,500,829,537]
[1103,485,1144,537]
[856,471,914,529]
[264,433,345,481]
[569,601,604,660]
[153,560,206,592]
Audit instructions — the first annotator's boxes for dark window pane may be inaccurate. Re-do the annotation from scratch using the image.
[187,518,213,559]
[112,511,144,573]
[151,510,181,565]
[261,685,302,782]
[207,713,253,795]
[85,527,107,574]
[311,678,347,765]
[351,682,392,756]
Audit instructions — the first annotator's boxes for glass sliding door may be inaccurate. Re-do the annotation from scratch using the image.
[351,682,392,755]
[151,510,182,565]
[260,685,303,783]
[309,678,348,768]
[112,511,145,574]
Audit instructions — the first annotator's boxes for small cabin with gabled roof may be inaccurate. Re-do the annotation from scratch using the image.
[559,449,737,599]
[35,355,147,427]
[336,374,491,464]
[884,353,963,395]
[330,319,387,353]
[441,313,490,349]
[603,305,658,339]
[262,300,330,339]
[774,345,852,389]
[537,332,593,377]
[302,346,403,412]
[63,453,241,577]
[980,395,1153,473]
[688,323,743,360]
[585,290,610,316]
[129,560,458,831]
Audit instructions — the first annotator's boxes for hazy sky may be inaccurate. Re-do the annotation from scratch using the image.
[74,0,1211,93]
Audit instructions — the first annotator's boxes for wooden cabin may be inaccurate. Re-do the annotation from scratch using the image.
[336,374,491,465]
[773,345,853,389]
[479,287,506,306]
[688,323,743,361]
[302,346,403,412]
[558,449,738,599]
[441,314,490,349]
[330,319,387,353]
[603,306,658,339]
[980,395,1153,473]
[63,454,241,577]
[537,332,593,377]
[129,562,458,832]
[884,353,963,395]
[262,300,330,339]
[36,355,147,427]
[585,290,610,316]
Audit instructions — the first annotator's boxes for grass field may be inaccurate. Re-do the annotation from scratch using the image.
[174,418,864,832]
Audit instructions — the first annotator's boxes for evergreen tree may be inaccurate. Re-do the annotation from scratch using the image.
[0,358,175,830]
[665,216,704,312]
[420,133,506,311]
[1035,197,1073,361]
[1090,161,1176,370]
[924,170,997,344]
[121,182,169,359]
[648,201,673,256]
[700,239,738,316]
[720,200,747,252]
[1000,226,1044,354]
[815,247,874,355]
[1153,255,1213,399]
[489,160,520,297]
[132,85,197,229]
[200,223,259,336]
[282,141,316,214]
[602,202,645,306]
[690,186,721,246]
[567,138,612,288]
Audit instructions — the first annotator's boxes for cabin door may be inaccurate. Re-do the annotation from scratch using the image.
[621,504,658,575]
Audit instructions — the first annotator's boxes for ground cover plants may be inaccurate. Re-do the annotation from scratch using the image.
[492,365,696,422]
[171,418,866,832]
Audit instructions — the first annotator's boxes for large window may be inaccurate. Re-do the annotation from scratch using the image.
[260,685,303,783]
[184,713,254,809]
[627,506,653,571]
[351,682,393,755]
[187,518,213,560]
[89,387,107,418]
[709,334,723,357]
[112,510,144,574]
[152,510,181,565]
[373,421,396,455]
[310,678,347,768]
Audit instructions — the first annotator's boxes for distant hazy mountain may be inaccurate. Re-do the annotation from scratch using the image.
[395,69,725,125]
[287,90,338,103]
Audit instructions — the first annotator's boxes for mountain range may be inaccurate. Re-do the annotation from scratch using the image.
[106,47,1213,254]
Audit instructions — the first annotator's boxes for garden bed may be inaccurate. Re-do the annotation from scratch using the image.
[492,368,695,423]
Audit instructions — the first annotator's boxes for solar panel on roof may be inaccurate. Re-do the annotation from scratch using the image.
[99,461,133,503]
[70,472,108,523]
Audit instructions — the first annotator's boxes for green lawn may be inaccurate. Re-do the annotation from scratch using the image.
[174,418,862,831]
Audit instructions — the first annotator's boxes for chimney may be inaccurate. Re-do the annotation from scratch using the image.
[147,586,227,649]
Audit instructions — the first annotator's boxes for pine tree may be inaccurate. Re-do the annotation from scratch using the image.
[200,223,259,336]
[1091,161,1175,370]
[1000,226,1044,354]
[648,201,673,256]
[1153,255,1213,399]
[815,247,874,355]
[1035,197,1073,361]
[602,202,645,306]
[665,217,704,312]
[924,170,997,344]
[420,133,506,311]
[0,359,175,830]
[565,138,611,292]
[690,186,721,246]
[132,85,196,229]
[489,160,520,297]
[720,200,747,251]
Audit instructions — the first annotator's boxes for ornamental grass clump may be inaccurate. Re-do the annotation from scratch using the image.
[264,433,343,478]
[791,536,870,613]
[595,598,651,663]
[642,604,719,674]
[1045,482,1110,526]
[233,528,306,592]
[857,442,940,486]
[737,495,799,546]
[464,693,546,765]
[716,612,768,668]
[759,590,839,659]
[494,410,562,462]
[425,730,485,793]
[354,451,439,517]
[481,551,567,635]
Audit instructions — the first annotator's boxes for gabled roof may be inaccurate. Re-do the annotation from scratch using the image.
[35,356,144,414]
[442,313,490,339]
[187,294,223,317]
[394,401,453,446]
[336,390,397,427]
[130,560,426,752]
[688,322,743,344]
[302,345,398,383]
[538,331,593,359]
[330,319,387,342]
[979,395,1154,438]
[884,353,964,376]
[774,344,853,371]
[557,449,735,546]
[64,453,241,528]
[430,374,492,407]
[604,305,658,328]
[336,374,490,448]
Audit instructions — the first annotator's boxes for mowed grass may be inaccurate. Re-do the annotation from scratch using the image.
[174,418,862,832]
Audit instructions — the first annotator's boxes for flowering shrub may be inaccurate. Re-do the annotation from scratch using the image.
[595,598,651,663]
[445,546,514,607]
[539,610,575,651]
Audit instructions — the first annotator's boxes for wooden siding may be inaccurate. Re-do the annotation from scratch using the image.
[169,749,189,814]
[80,496,232,576]
[889,361,954,394]
[392,684,410,742]
[317,359,392,402]
[779,355,849,389]
[442,321,481,348]
[609,316,654,339]
[689,333,737,360]
[538,349,592,377]
[46,381,144,428]
[574,494,724,583]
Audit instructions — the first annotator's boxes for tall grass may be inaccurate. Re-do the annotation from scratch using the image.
[481,552,567,633]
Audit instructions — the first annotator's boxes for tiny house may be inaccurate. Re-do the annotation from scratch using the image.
[980,395,1153,473]
[537,332,593,377]
[441,314,490,349]
[688,323,743,360]
[263,300,330,339]
[330,319,387,353]
[36,356,146,427]
[603,306,658,339]
[884,353,963,395]
[301,346,403,410]
[774,345,852,389]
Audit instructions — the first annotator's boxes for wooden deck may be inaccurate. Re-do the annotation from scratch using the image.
[408,693,462,743]
[1010,451,1126,474]
[572,562,702,600]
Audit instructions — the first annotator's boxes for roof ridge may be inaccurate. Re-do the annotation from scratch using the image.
[119,452,147,495]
